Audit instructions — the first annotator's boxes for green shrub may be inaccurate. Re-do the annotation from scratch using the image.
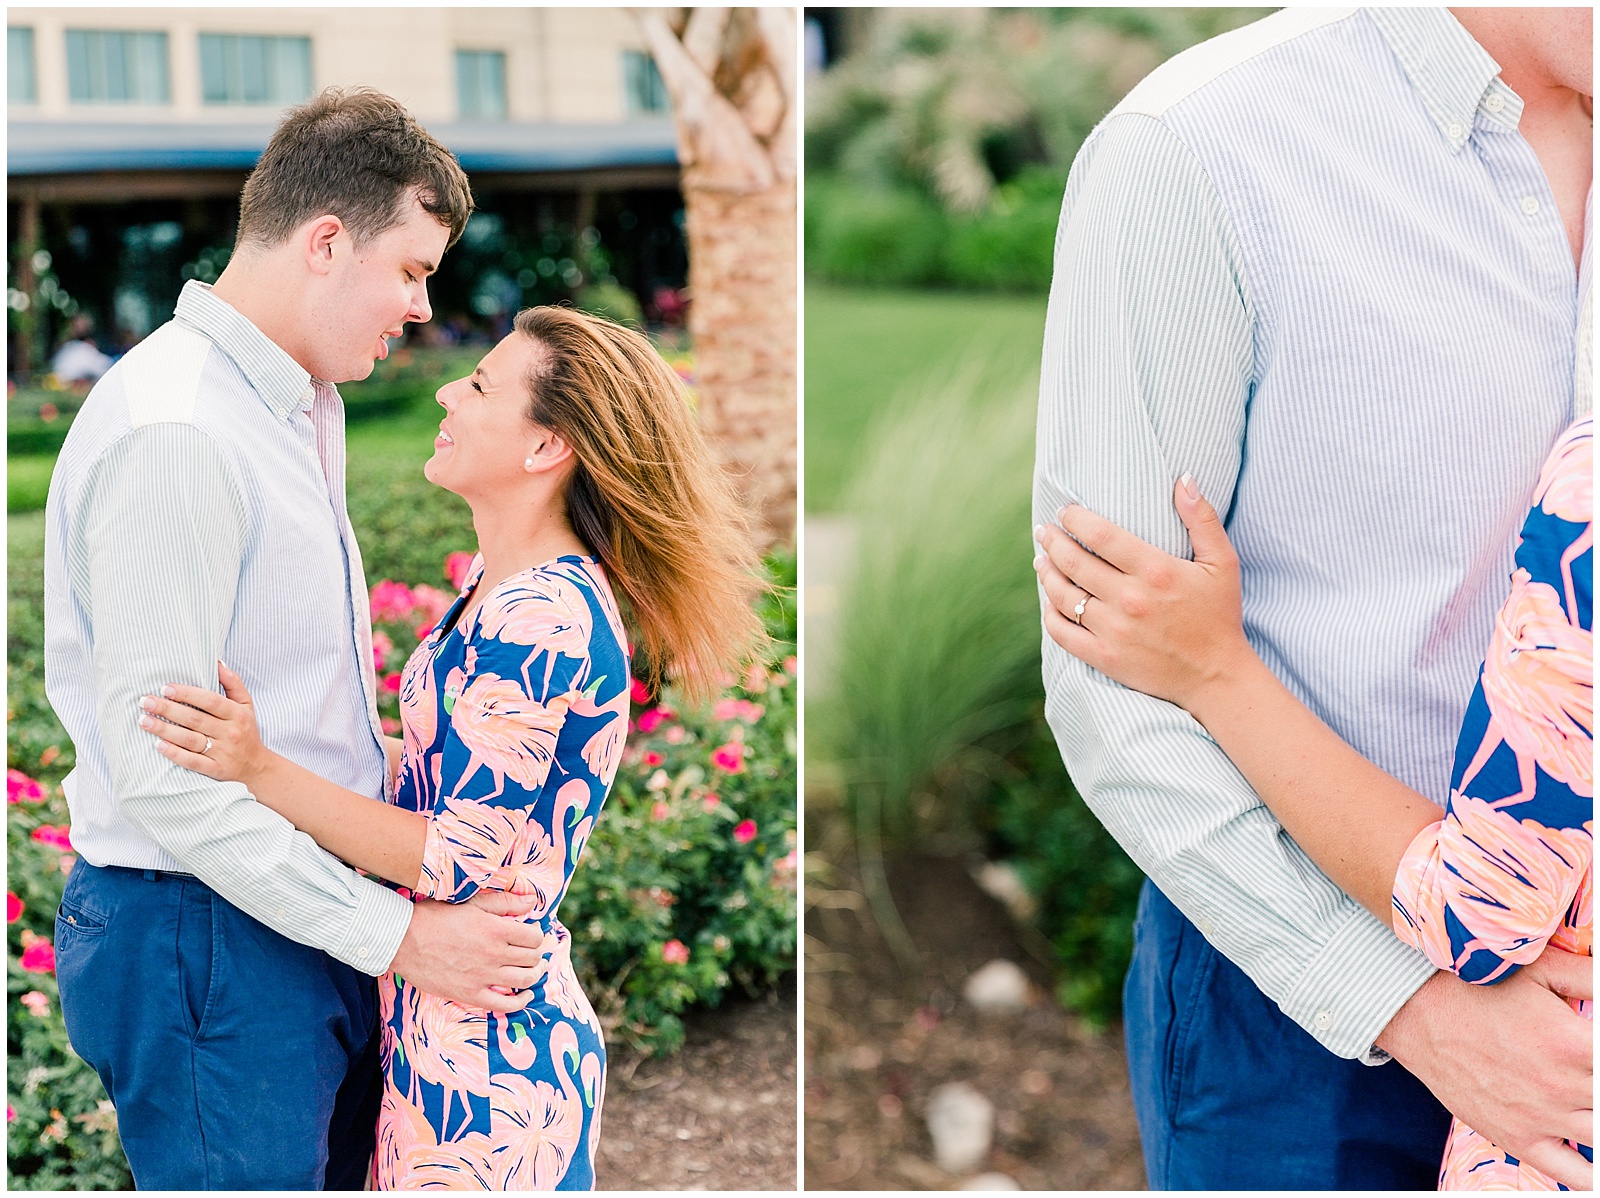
[816,358,1141,1022]
[806,183,947,288]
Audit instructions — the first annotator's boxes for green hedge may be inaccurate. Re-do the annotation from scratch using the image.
[806,168,1065,293]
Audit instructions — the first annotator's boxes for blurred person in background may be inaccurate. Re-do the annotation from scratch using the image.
[1033,6,1590,1190]
[50,314,114,387]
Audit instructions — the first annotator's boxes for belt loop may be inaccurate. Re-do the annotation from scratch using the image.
[142,869,158,881]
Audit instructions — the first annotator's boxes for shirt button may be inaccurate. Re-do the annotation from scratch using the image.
[1447,121,1464,141]
[1314,1010,1332,1031]
[1520,196,1540,216]
[1484,93,1504,114]
[356,947,369,959]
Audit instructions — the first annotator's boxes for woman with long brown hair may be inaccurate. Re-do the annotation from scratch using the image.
[134,306,766,1189]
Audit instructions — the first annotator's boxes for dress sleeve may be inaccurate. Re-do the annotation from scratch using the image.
[1391,420,1594,982]
[415,570,594,913]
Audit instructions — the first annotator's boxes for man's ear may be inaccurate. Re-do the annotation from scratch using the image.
[302,215,346,277]
[522,426,575,474]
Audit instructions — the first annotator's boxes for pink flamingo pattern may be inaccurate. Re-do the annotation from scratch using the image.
[377,554,627,1190]
[1391,418,1592,1191]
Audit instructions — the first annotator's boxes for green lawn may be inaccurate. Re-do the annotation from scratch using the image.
[805,283,1048,512]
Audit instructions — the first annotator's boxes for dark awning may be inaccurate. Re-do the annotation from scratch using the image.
[7,117,680,176]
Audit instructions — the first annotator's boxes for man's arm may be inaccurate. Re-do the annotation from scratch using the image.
[78,422,416,973]
[1035,111,1436,1058]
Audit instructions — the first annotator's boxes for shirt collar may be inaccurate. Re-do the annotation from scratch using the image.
[173,280,316,420]
[1365,8,1523,154]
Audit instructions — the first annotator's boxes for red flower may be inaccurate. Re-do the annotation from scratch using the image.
[6,892,21,923]
[733,819,758,844]
[636,707,670,735]
[31,825,72,851]
[642,751,665,768]
[371,630,394,672]
[651,801,671,822]
[661,939,690,965]
[411,584,454,624]
[369,580,417,623]
[7,769,43,804]
[444,551,476,591]
[415,622,435,641]
[380,717,401,736]
[382,673,403,694]
[629,678,651,705]
[710,742,746,774]
[20,939,55,974]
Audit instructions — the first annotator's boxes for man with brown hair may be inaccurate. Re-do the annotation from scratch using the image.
[45,87,545,1189]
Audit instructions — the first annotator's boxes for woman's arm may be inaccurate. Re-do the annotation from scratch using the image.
[1034,478,1438,928]
[139,663,426,889]
[384,735,404,788]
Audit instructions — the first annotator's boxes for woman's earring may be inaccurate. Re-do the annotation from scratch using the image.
[524,458,535,470]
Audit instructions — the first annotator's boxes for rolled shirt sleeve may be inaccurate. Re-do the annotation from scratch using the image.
[75,423,413,974]
[1034,112,1436,1060]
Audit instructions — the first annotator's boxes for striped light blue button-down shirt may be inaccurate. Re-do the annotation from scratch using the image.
[1035,8,1589,1060]
[44,281,413,974]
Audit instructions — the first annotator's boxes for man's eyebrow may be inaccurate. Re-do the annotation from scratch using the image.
[408,256,438,276]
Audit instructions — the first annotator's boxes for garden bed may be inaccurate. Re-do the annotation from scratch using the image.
[805,848,1144,1190]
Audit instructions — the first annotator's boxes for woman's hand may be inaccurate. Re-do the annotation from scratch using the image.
[1034,475,1255,711]
[138,661,273,786]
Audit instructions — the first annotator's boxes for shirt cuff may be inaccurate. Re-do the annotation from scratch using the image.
[327,876,414,976]
[1280,901,1438,1062]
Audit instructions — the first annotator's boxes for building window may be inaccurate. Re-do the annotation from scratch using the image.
[622,50,669,115]
[65,29,170,104]
[455,49,506,121]
[199,34,312,106]
[8,27,36,103]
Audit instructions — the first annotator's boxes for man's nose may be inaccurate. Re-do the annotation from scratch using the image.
[412,283,433,326]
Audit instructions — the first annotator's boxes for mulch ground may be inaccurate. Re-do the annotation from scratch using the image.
[805,851,1146,1190]
[597,983,797,1190]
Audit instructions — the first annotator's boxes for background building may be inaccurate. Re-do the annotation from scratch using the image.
[8,8,688,378]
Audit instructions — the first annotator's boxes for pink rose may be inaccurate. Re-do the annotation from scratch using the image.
[412,584,454,624]
[651,801,671,822]
[369,580,417,623]
[31,825,72,851]
[444,552,476,591]
[783,656,798,675]
[7,769,43,804]
[415,622,435,641]
[371,630,394,671]
[20,940,55,974]
[6,892,21,923]
[382,673,403,694]
[661,939,690,965]
[629,678,651,705]
[664,726,686,744]
[6,1106,12,1123]
[380,717,401,736]
[20,990,49,1017]
[713,699,740,721]
[739,700,765,723]
[642,751,664,768]
[744,662,770,693]
[702,793,721,813]
[636,708,669,735]
[710,742,746,774]
[733,819,757,844]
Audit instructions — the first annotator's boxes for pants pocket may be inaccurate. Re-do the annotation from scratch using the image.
[176,885,219,1040]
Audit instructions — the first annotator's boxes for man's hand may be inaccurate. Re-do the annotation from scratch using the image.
[1377,966,1593,1189]
[388,892,546,1012]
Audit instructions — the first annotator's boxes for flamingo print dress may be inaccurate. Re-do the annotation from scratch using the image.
[374,554,629,1190]
[1391,418,1592,1191]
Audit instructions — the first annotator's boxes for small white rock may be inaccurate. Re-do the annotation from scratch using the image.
[963,1173,1020,1190]
[926,1081,994,1174]
[963,959,1030,1015]
[974,860,1037,919]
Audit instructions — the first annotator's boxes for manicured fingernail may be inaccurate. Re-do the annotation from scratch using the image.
[138,696,153,711]
[1034,524,1048,542]
[161,686,175,698]
[1179,472,1199,500]
[1033,554,1048,571]
[138,715,153,729]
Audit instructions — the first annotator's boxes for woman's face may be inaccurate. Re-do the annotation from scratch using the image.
[424,332,546,501]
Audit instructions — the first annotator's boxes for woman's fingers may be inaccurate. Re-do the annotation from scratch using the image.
[1035,521,1123,600]
[151,737,221,779]
[156,683,232,718]
[138,694,222,737]
[216,660,253,706]
[140,712,211,755]
[1517,1137,1592,1191]
[1174,474,1237,569]
[1058,503,1159,576]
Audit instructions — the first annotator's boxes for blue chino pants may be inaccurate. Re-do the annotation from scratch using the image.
[54,862,382,1190]
[1123,880,1451,1189]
